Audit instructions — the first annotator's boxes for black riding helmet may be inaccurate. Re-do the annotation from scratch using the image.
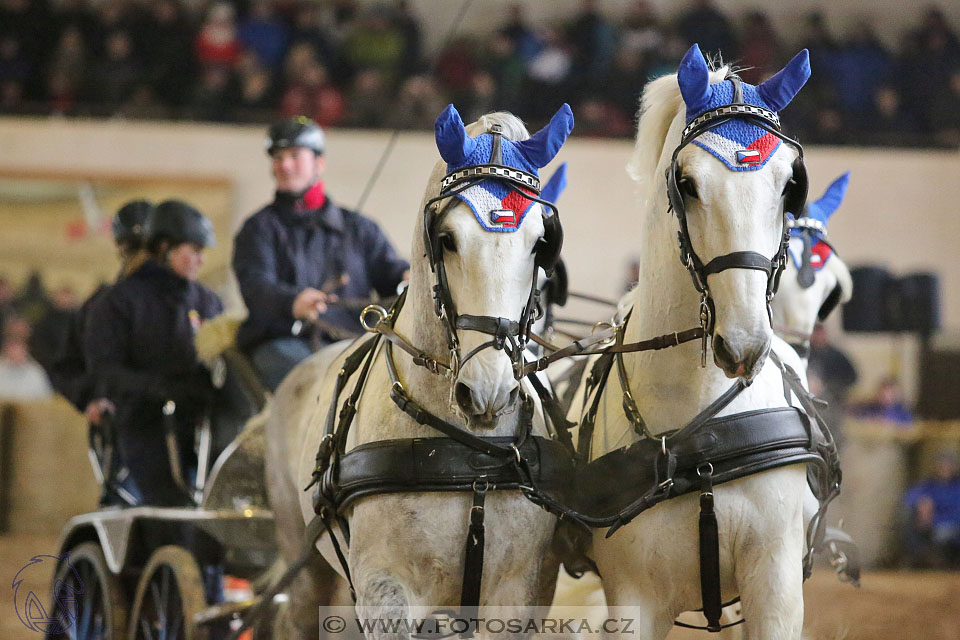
[111,199,153,248]
[266,116,325,156]
[145,199,216,251]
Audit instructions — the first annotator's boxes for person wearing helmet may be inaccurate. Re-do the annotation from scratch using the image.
[233,116,409,390]
[48,200,153,423]
[84,200,223,506]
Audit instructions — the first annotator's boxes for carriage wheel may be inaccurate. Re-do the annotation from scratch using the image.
[48,542,127,640]
[128,546,209,640]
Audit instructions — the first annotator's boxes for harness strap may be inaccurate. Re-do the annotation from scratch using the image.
[520,324,704,376]
[460,480,488,620]
[701,251,774,278]
[386,342,532,458]
[768,350,843,578]
[525,372,577,460]
[697,465,723,632]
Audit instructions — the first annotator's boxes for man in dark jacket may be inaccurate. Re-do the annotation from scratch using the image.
[85,200,223,506]
[233,116,409,390]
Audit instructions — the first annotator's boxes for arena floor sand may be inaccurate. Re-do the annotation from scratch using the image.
[1,533,958,639]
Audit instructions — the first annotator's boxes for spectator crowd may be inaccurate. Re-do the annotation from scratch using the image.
[1,0,959,147]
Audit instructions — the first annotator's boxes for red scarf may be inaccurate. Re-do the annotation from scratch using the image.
[300,180,326,211]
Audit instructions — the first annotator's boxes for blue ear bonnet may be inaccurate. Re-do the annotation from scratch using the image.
[678,44,810,172]
[540,162,568,205]
[434,103,574,192]
[789,172,850,238]
[445,133,539,176]
[685,80,775,124]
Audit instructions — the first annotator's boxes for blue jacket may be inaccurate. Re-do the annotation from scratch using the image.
[232,193,409,351]
[904,476,960,530]
[84,261,223,430]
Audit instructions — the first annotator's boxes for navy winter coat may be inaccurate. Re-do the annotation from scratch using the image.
[232,193,409,351]
[84,261,223,430]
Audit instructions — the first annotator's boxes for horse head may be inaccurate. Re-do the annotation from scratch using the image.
[773,172,854,354]
[668,43,811,379]
[416,104,573,425]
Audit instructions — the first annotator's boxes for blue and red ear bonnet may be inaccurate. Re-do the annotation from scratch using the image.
[789,171,850,288]
[678,43,810,171]
[433,103,574,232]
[788,172,849,276]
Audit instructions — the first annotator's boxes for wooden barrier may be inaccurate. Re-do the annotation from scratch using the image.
[0,399,99,535]
[834,418,960,567]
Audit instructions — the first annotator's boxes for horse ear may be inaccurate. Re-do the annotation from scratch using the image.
[812,172,850,224]
[757,49,811,112]
[677,43,713,116]
[434,104,477,165]
[516,104,575,169]
[540,162,568,203]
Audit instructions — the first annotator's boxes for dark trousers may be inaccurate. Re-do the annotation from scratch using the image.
[117,417,197,507]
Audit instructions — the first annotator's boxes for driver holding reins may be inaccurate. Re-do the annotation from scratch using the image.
[233,116,410,391]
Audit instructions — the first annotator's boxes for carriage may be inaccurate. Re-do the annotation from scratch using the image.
[45,342,280,640]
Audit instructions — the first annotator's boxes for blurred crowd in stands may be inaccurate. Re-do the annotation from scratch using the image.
[1,0,959,147]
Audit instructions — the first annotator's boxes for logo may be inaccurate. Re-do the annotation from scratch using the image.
[455,182,536,232]
[12,554,83,634]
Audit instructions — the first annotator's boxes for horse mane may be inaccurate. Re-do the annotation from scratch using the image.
[467,111,530,141]
[626,65,730,208]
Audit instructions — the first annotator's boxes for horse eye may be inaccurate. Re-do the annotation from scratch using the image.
[679,177,698,199]
[439,232,457,253]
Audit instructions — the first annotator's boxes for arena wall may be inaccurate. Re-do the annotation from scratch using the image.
[1,117,958,401]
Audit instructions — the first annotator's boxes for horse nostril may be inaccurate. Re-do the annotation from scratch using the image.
[455,382,477,414]
[713,334,740,365]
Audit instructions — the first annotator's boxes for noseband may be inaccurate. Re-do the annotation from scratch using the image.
[418,123,564,379]
[666,74,809,364]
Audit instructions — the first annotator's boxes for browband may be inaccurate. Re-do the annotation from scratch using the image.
[441,164,541,195]
[682,103,781,140]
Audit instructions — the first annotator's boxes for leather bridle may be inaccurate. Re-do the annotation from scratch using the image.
[415,123,564,380]
[666,74,809,365]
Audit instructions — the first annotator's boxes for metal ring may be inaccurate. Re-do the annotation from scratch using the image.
[592,321,617,346]
[697,462,714,478]
[472,478,490,493]
[661,436,667,456]
[511,445,522,465]
[360,304,389,333]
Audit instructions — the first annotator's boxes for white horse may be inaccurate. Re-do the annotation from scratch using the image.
[584,45,817,639]
[265,105,575,637]
[772,172,854,363]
